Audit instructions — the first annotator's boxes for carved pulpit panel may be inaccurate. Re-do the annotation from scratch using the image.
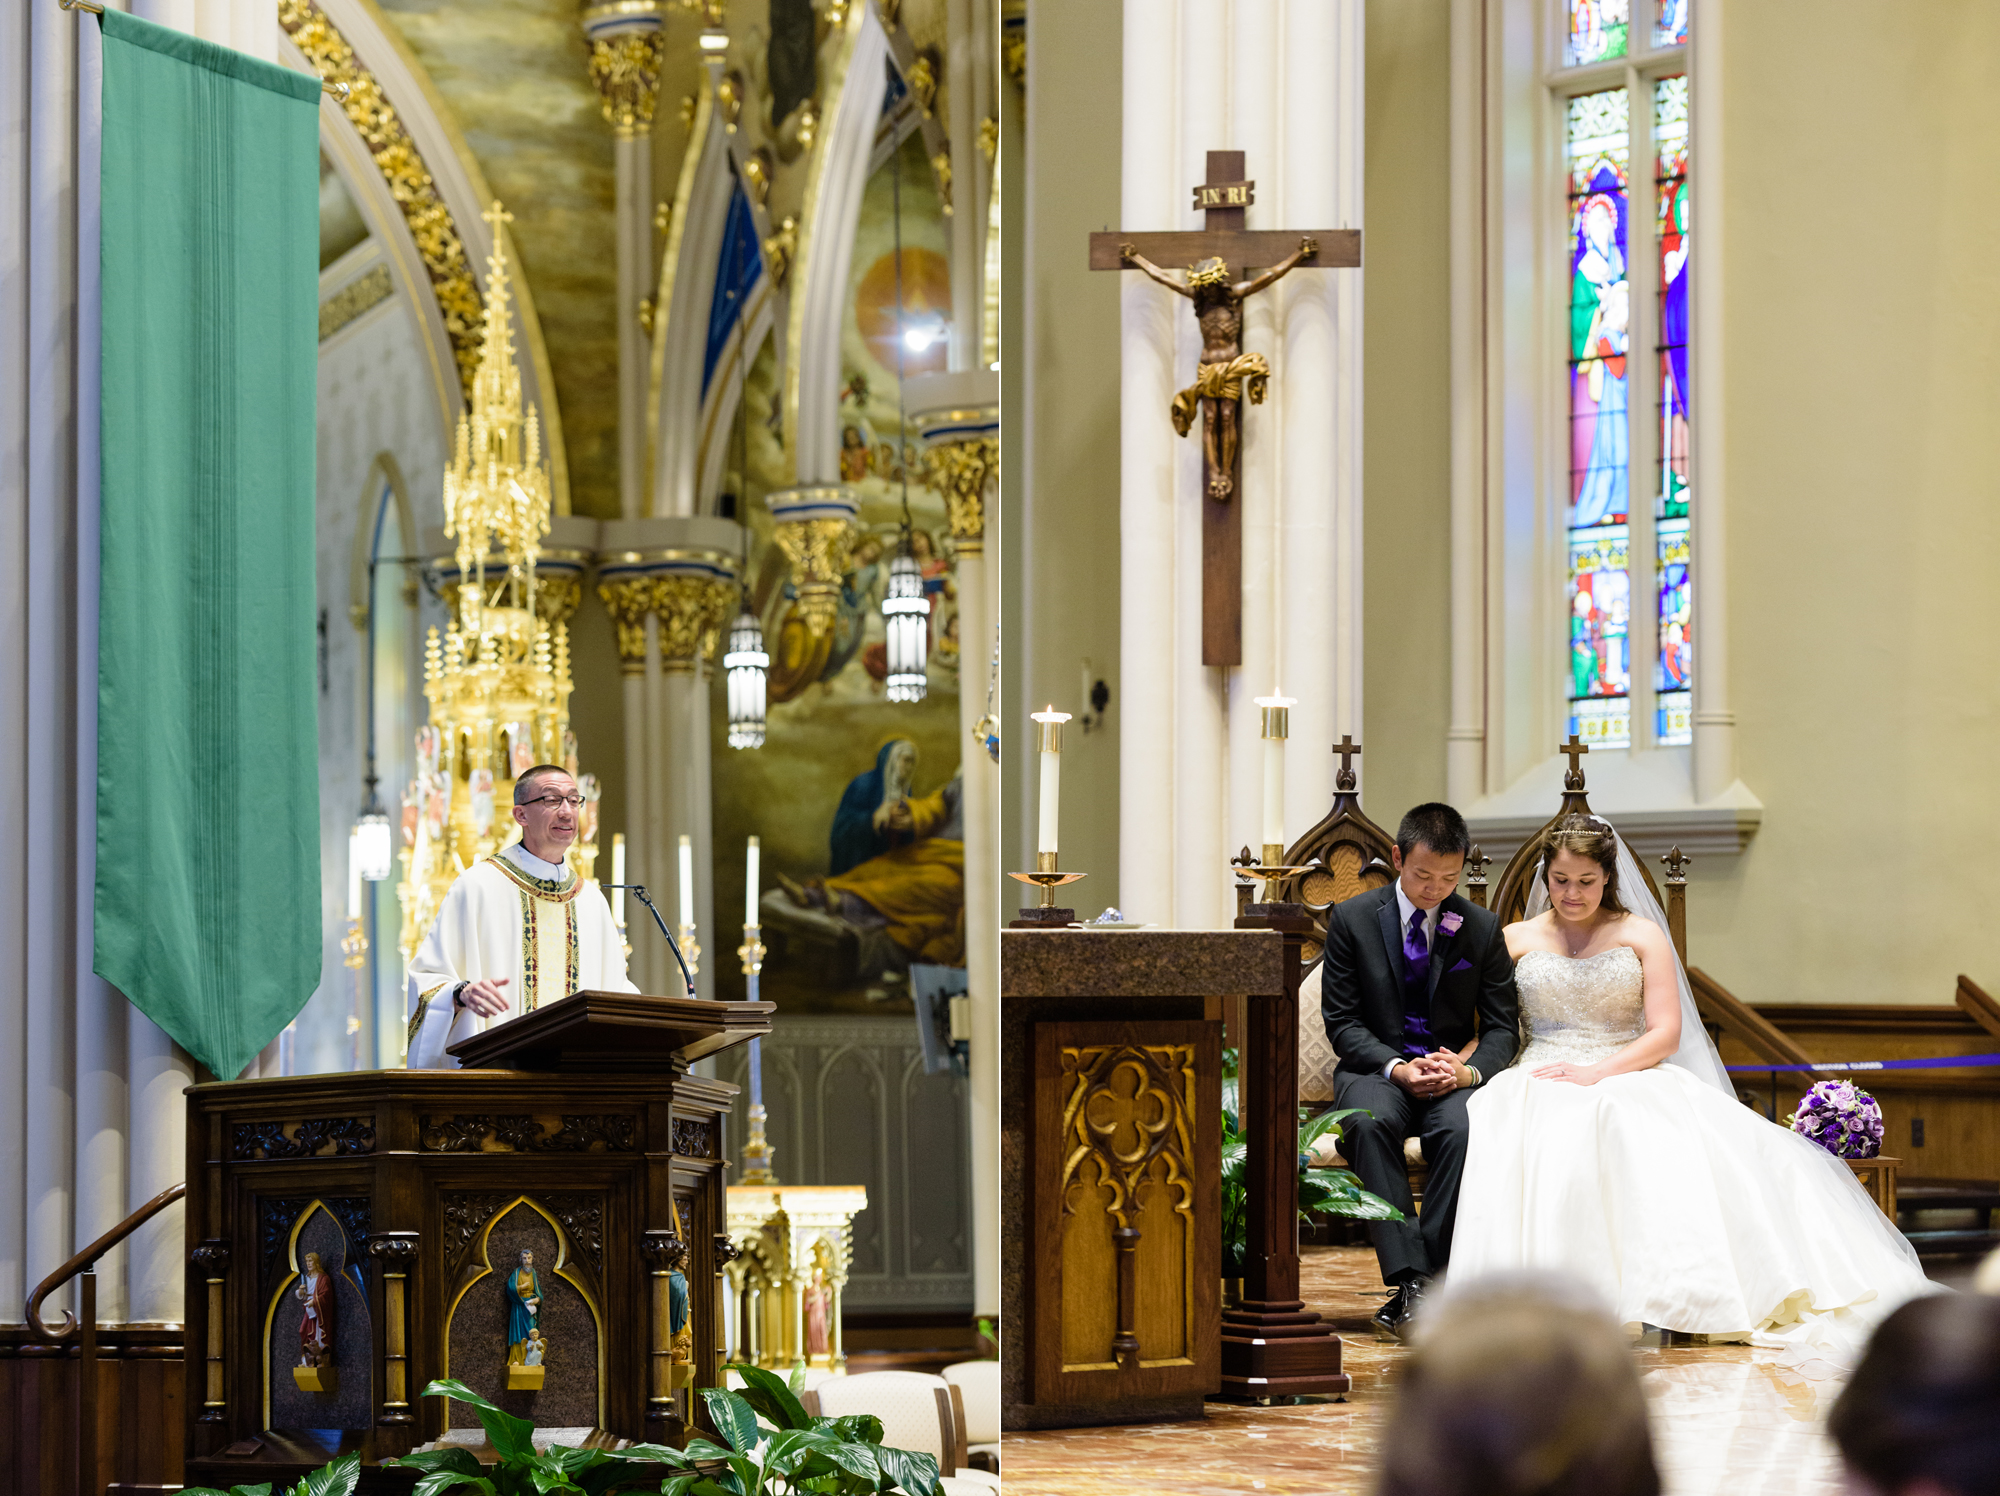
[441,1196,602,1429]
[1030,1019,1219,1411]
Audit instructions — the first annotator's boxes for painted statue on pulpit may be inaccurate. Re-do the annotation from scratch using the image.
[505,1248,545,1365]
[296,1251,335,1367]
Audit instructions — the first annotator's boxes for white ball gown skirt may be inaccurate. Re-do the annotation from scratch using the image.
[1454,1055,1934,1371]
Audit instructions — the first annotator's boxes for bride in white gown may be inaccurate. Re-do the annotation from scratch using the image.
[1451,814,1933,1369]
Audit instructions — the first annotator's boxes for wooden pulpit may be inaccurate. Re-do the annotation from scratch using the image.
[1004,929,1250,1430]
[181,991,771,1492]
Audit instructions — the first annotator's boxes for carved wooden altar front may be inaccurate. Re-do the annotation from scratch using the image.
[181,992,769,1492]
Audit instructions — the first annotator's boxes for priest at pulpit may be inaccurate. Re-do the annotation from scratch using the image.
[406,764,635,1068]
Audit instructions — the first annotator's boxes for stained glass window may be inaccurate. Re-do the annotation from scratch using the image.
[1566,0,1629,67]
[1569,528,1631,747]
[1654,75,1691,743]
[1566,88,1631,748]
[1654,0,1691,48]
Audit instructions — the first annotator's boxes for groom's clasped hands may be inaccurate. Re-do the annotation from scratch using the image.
[1393,1050,1468,1099]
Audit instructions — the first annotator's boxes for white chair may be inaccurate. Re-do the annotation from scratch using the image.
[940,1359,999,1473]
[805,1370,1000,1494]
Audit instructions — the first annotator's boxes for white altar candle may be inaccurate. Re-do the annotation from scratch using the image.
[346,830,362,921]
[1254,693,1296,852]
[678,834,695,929]
[745,835,760,927]
[1032,708,1070,855]
[610,833,627,927]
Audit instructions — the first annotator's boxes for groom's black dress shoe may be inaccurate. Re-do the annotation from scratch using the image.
[1373,1276,1432,1342]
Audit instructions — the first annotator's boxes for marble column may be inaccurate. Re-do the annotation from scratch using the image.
[907,370,1000,1321]
[944,0,995,371]
[582,3,666,520]
[601,517,744,999]
[1118,0,1363,929]
[597,569,658,993]
[656,566,738,1003]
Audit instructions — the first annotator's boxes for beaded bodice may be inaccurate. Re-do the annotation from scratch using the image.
[1514,947,1647,1068]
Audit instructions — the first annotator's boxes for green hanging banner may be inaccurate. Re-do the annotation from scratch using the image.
[94,9,323,1081]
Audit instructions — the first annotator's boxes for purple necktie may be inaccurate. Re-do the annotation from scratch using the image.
[1404,908,1431,985]
[1402,909,1434,1056]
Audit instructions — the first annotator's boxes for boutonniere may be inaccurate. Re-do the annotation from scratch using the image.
[1438,911,1464,936]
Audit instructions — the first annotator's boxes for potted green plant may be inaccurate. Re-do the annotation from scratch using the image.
[1220,1049,1402,1301]
[384,1367,946,1496]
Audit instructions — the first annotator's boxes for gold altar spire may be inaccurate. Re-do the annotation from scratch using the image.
[397,203,599,971]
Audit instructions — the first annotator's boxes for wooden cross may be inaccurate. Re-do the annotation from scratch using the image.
[1559,733,1590,782]
[1090,151,1361,668]
[1332,733,1362,791]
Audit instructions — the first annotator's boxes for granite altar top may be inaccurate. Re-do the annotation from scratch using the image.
[1001,927,1284,998]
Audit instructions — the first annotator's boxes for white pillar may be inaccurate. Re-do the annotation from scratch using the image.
[1445,0,1488,805]
[661,665,704,999]
[21,0,81,1325]
[125,1009,191,1323]
[643,612,670,995]
[621,665,652,991]
[961,540,999,1317]
[1119,0,1364,926]
[616,132,651,518]
[906,369,997,1318]
[1690,0,1735,803]
[0,0,36,1323]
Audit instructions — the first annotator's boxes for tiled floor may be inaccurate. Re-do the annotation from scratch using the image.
[1000,1246,1895,1496]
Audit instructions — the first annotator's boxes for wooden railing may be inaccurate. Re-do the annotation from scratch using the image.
[1686,966,1814,1067]
[24,1182,186,1496]
[1956,974,2000,1041]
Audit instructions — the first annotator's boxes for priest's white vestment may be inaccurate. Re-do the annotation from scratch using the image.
[406,841,636,1069]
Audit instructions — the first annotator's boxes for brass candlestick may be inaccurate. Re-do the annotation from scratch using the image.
[1228,847,1311,905]
[677,922,701,980]
[1008,850,1087,908]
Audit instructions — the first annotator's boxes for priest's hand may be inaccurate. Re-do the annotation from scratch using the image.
[456,977,511,1018]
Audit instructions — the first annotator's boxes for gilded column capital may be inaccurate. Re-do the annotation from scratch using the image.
[766,488,859,641]
[923,436,999,552]
[597,574,657,676]
[535,571,585,625]
[586,26,666,138]
[654,575,739,672]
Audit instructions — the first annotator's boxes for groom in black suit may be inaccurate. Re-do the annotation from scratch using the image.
[1321,802,1519,1338]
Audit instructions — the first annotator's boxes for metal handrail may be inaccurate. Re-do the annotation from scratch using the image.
[26,1181,186,1339]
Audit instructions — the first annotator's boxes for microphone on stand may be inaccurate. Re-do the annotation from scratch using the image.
[600,883,699,1000]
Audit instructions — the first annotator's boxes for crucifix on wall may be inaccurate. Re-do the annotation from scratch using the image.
[1091,150,1361,667]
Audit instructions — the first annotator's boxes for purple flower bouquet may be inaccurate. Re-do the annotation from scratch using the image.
[1787,1079,1885,1160]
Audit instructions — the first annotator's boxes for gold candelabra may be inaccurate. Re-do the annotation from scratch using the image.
[342,917,368,1069]
[739,923,776,1184]
[395,203,601,963]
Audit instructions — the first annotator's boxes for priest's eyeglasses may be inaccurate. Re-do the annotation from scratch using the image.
[523,794,586,810]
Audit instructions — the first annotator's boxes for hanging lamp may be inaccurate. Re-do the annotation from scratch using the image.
[881,119,931,704]
[724,296,769,747]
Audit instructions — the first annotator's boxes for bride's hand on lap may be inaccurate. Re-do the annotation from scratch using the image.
[1533,1060,1604,1086]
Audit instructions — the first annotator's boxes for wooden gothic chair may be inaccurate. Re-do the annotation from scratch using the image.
[1479,738,1816,1088]
[1251,737,1397,1114]
[1478,738,1690,962]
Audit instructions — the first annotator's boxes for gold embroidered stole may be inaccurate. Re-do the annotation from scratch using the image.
[484,855,582,1013]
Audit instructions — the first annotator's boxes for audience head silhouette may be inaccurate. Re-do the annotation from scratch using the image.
[1375,1273,1658,1496]
[1830,1293,2000,1496]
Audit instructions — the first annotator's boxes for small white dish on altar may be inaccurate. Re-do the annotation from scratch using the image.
[1072,908,1154,931]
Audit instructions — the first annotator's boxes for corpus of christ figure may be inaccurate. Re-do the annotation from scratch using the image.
[1089,150,1361,665]
[1120,236,1319,501]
